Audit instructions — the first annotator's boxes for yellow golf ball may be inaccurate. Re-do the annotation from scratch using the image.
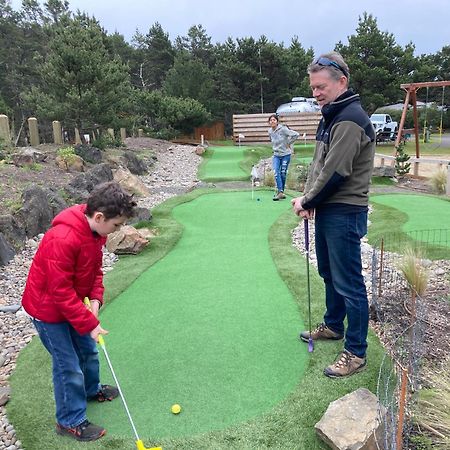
[171,404,181,414]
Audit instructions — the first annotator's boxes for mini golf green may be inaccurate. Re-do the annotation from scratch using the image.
[86,190,307,439]
[198,146,249,181]
[370,194,450,247]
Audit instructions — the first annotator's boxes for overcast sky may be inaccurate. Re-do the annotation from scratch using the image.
[9,0,450,55]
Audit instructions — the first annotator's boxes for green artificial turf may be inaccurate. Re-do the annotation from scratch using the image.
[369,193,450,259]
[9,189,386,450]
[89,190,306,439]
[370,194,450,236]
[198,146,249,181]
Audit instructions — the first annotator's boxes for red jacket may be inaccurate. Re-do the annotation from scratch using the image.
[22,204,107,335]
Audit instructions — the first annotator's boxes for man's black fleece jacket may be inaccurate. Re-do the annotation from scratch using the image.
[302,90,375,212]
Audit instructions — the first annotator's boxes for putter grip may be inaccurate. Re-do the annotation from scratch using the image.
[304,219,309,250]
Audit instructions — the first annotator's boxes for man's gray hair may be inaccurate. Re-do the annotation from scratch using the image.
[308,51,350,84]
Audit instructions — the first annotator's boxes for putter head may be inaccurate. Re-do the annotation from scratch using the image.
[136,439,162,450]
[308,338,314,353]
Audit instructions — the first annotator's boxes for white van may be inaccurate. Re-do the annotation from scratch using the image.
[276,97,321,114]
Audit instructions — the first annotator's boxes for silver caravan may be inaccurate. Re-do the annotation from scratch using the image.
[276,97,320,114]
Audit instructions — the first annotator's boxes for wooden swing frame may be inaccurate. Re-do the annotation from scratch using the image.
[395,81,450,161]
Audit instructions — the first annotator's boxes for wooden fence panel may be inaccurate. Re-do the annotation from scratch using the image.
[194,121,225,140]
[233,112,321,145]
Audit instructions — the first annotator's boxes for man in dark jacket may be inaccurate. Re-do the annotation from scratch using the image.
[22,181,136,440]
[292,52,375,378]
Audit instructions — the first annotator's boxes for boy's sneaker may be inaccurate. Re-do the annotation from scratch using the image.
[89,384,119,402]
[56,419,106,441]
[323,350,366,378]
[299,323,344,342]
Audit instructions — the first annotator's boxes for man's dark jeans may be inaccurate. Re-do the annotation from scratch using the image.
[314,209,369,358]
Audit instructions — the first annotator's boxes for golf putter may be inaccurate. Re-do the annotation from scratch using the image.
[304,220,314,352]
[84,298,162,450]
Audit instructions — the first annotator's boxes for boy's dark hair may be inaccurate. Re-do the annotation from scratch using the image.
[85,181,136,219]
[268,114,279,123]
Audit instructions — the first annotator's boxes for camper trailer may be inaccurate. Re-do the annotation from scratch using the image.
[276,97,320,114]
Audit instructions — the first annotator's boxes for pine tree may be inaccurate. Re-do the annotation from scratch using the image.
[394,141,411,177]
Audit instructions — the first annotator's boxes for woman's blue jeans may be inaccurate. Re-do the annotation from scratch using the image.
[272,154,291,192]
[32,319,101,427]
[314,210,369,358]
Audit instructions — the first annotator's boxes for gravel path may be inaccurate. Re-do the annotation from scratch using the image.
[0,143,202,450]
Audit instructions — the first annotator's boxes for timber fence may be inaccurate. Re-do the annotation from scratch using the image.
[232,112,321,145]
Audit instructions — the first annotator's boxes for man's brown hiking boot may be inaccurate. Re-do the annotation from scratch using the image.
[299,323,344,342]
[56,419,106,441]
[323,350,367,378]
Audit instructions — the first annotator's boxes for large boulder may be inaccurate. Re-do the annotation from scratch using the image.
[372,166,395,177]
[113,168,150,197]
[0,214,26,251]
[123,150,148,175]
[14,185,67,238]
[74,144,102,164]
[0,233,15,266]
[65,163,114,202]
[11,147,47,167]
[128,207,152,225]
[55,153,85,172]
[106,225,149,254]
[315,388,385,450]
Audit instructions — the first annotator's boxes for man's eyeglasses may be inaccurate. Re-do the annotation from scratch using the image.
[313,57,348,78]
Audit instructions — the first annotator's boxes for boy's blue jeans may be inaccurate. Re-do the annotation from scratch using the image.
[314,210,369,358]
[32,319,101,427]
[272,154,291,192]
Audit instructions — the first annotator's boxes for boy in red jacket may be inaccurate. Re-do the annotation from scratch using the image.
[22,181,136,442]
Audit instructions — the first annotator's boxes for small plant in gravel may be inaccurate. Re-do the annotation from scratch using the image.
[22,162,42,171]
[57,146,77,171]
[428,169,447,194]
[413,360,450,448]
[4,198,22,213]
[399,246,429,296]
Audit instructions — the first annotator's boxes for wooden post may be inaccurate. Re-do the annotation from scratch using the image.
[396,367,408,450]
[28,117,40,146]
[52,120,62,144]
[395,89,411,148]
[410,90,420,160]
[0,114,11,143]
[120,127,126,141]
[378,238,384,298]
[138,128,144,138]
[107,128,114,138]
[74,128,81,144]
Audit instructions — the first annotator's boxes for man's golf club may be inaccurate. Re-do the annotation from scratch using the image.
[304,219,314,352]
[251,165,259,200]
[84,298,161,450]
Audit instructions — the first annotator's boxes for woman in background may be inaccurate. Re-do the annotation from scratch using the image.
[268,114,299,201]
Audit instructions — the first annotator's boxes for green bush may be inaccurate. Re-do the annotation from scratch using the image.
[135,90,211,135]
[91,134,123,150]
